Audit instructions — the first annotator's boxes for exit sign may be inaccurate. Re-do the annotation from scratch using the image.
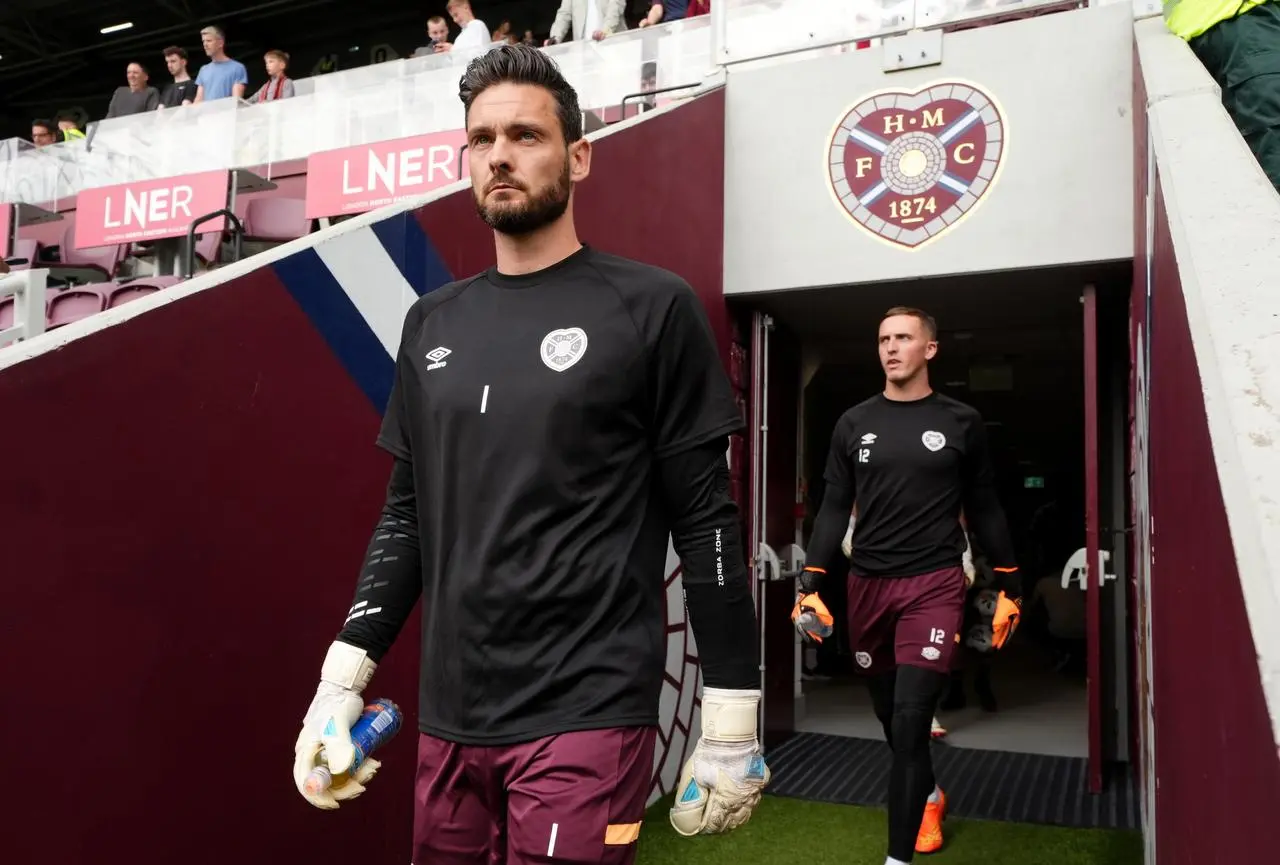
[1024,476,1045,489]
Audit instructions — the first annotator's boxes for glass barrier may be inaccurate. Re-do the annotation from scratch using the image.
[711,0,1090,66]
[0,97,240,205]
[915,0,1085,31]
[0,2,1093,205]
[0,139,55,207]
[233,16,714,170]
[714,0,916,64]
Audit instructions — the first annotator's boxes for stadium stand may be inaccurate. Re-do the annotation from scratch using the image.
[2,4,1279,864]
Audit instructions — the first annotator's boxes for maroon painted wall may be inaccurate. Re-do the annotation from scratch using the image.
[0,269,421,865]
[1129,36,1150,797]
[1144,158,1280,862]
[1133,49,1280,860]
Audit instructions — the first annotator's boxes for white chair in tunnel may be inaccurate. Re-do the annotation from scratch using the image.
[1061,547,1113,591]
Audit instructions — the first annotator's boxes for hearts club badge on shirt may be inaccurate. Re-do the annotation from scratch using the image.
[541,327,589,372]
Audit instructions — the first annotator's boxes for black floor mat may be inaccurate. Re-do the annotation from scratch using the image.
[763,732,1140,830]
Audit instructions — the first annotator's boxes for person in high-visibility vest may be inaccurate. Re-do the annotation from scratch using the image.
[55,112,86,142]
[1165,0,1279,191]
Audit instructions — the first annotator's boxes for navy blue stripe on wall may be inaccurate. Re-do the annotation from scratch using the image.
[273,247,396,413]
[370,211,455,297]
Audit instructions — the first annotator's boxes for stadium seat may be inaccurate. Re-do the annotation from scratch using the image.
[6,239,40,270]
[46,287,107,327]
[107,284,159,308]
[106,275,184,308]
[57,218,125,283]
[194,230,223,268]
[243,197,310,242]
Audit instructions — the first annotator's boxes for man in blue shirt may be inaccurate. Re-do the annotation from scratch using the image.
[193,25,248,102]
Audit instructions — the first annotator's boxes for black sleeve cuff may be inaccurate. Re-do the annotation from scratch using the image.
[336,457,423,661]
[658,438,760,690]
[805,481,855,582]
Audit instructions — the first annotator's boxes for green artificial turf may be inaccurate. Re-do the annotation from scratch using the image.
[635,794,1144,865]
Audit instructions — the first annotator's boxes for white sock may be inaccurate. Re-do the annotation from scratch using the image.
[885,858,911,865]
[927,786,941,804]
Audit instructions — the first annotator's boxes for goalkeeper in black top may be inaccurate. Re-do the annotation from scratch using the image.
[289,44,767,864]
[792,306,1020,864]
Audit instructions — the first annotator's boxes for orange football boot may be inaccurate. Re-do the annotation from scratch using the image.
[915,787,947,854]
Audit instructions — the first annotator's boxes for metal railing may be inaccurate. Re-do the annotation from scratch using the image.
[0,267,48,348]
[183,209,245,280]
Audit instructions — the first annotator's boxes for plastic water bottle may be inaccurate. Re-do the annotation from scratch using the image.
[304,697,403,795]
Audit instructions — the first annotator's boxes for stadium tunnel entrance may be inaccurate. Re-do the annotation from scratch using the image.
[733,261,1135,781]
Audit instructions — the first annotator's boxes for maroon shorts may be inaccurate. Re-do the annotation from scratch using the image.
[846,565,967,675]
[412,726,657,865]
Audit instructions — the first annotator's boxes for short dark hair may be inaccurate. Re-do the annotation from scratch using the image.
[163,45,187,60]
[882,306,938,340]
[458,44,583,145]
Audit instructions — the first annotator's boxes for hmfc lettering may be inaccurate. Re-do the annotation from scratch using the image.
[882,107,946,135]
[342,145,458,196]
[102,185,195,229]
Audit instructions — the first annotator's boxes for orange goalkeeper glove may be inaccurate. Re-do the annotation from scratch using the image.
[990,567,1022,650]
[791,566,834,642]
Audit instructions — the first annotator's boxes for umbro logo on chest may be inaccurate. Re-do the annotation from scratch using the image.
[425,346,451,371]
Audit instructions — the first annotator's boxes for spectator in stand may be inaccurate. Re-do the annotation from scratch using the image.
[55,111,86,141]
[250,50,295,103]
[547,0,629,43]
[194,25,248,103]
[433,0,490,53]
[687,0,711,16]
[638,0,685,27]
[159,46,198,108]
[1165,0,1279,192]
[30,119,58,147]
[105,63,161,118]
[412,16,453,56]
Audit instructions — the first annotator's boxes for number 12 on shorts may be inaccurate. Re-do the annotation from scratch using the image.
[929,628,947,646]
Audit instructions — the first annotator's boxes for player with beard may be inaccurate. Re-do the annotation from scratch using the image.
[791,307,1020,862]
[291,44,769,864]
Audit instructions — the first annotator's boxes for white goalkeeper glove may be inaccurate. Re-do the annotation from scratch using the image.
[669,688,770,835]
[292,640,380,810]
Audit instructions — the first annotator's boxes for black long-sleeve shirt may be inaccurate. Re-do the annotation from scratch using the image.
[334,247,758,744]
[337,441,760,692]
[806,391,1017,591]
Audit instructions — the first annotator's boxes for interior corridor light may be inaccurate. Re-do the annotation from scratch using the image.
[100,22,134,35]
